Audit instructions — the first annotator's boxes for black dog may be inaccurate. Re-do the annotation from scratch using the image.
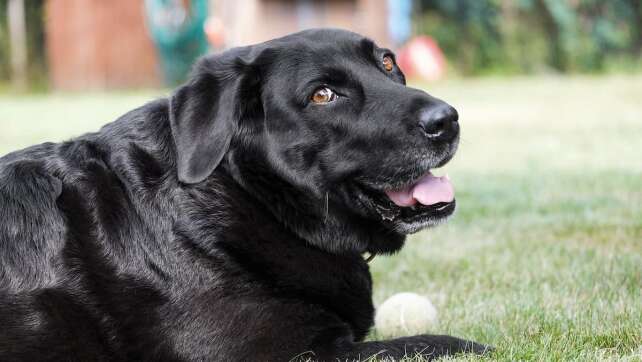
[0,29,489,361]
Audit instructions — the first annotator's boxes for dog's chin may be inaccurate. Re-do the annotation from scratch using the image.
[387,200,456,234]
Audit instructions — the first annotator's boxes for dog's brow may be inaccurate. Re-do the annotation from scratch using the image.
[297,68,352,94]
[380,48,393,56]
[358,39,377,62]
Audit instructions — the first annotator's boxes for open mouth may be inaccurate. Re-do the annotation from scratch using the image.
[357,171,456,234]
[384,172,454,208]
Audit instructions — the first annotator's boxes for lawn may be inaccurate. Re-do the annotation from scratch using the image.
[1,76,641,361]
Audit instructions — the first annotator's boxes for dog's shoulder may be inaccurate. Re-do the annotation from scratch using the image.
[0,143,65,223]
[0,144,66,292]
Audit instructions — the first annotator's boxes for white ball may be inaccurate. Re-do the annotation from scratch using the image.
[374,292,438,338]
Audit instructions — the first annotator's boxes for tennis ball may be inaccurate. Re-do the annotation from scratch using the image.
[374,292,438,338]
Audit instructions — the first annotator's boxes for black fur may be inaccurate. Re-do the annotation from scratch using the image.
[0,29,490,361]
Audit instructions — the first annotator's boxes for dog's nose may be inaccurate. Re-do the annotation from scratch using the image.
[419,104,459,141]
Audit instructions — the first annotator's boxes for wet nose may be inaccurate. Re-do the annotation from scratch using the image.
[419,104,459,142]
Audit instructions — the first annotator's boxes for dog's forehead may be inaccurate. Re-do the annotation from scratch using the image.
[253,29,390,89]
[288,28,368,46]
[269,29,379,59]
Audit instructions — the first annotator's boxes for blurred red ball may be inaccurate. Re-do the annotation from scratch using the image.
[397,36,446,82]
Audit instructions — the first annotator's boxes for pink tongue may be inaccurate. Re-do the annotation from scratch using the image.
[384,173,454,207]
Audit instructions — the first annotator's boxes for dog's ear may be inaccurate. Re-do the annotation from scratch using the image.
[170,47,262,184]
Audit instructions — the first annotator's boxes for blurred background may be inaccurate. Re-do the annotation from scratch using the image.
[0,0,641,90]
[0,1,641,360]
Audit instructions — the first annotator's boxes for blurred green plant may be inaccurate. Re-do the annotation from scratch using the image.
[0,0,9,83]
[0,0,47,90]
[415,0,642,75]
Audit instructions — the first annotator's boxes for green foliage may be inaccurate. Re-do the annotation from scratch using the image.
[415,0,507,74]
[0,0,9,81]
[0,0,47,88]
[415,0,642,75]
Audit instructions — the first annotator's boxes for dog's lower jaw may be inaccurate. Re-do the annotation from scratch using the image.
[297,211,407,255]
[390,202,456,234]
[254,189,407,255]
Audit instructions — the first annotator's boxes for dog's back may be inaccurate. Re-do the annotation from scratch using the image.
[0,105,184,360]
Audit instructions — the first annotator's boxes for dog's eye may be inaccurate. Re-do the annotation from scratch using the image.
[311,87,337,104]
[383,55,394,72]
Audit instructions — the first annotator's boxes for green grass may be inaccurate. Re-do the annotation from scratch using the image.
[1,76,641,361]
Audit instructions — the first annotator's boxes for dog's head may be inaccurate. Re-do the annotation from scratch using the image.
[170,29,459,254]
